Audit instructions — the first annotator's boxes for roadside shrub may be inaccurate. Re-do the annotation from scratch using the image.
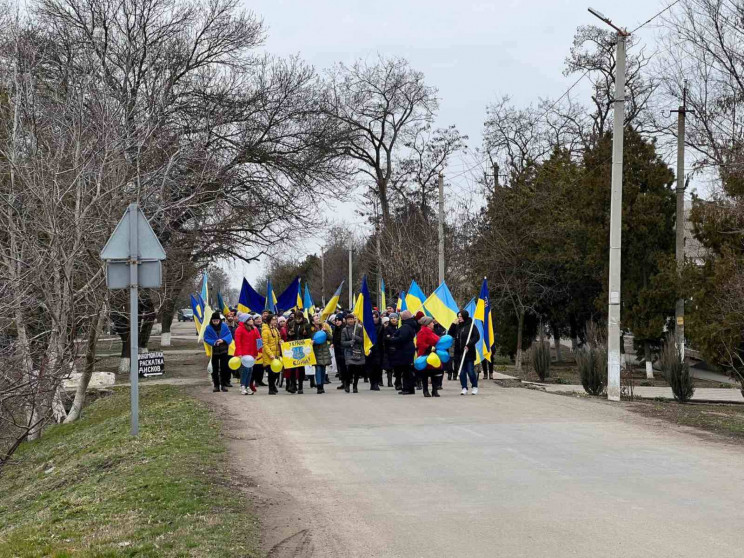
[659,334,695,403]
[576,346,606,395]
[530,338,551,381]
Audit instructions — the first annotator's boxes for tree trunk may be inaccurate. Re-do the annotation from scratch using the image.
[644,342,654,379]
[515,308,525,370]
[552,322,562,363]
[160,298,175,347]
[378,177,391,226]
[66,305,107,423]
[138,294,156,350]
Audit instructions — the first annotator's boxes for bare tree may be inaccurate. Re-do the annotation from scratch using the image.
[324,56,438,225]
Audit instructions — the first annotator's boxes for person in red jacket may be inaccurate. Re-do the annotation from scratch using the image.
[416,316,442,397]
[235,313,261,395]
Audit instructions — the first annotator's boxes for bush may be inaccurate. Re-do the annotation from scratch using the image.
[530,338,551,381]
[659,334,695,403]
[576,346,606,395]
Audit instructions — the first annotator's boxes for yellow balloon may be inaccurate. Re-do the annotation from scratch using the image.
[426,352,442,368]
[270,358,283,373]
[228,356,242,370]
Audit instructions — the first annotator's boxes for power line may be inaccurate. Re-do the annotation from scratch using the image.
[630,0,684,34]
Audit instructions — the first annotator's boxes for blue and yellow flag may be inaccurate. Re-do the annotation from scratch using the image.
[320,281,344,321]
[352,276,378,356]
[238,278,266,313]
[200,272,209,307]
[396,290,407,312]
[467,278,495,363]
[190,295,212,357]
[405,280,427,315]
[217,292,230,316]
[276,276,302,313]
[190,295,203,334]
[303,283,315,318]
[265,280,277,313]
[380,278,387,310]
[423,282,459,327]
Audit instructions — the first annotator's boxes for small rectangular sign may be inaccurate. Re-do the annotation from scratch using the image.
[106,261,162,289]
[138,351,165,376]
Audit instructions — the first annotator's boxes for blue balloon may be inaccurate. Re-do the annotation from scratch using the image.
[436,335,453,351]
[414,356,428,370]
[312,330,328,345]
[436,350,451,363]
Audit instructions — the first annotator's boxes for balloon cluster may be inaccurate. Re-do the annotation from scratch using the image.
[413,335,454,370]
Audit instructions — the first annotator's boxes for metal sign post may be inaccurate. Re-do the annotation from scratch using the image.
[101,203,166,436]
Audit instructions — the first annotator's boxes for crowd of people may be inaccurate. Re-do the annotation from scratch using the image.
[203,305,495,397]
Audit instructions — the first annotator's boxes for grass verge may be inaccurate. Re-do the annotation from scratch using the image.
[626,401,744,440]
[0,386,259,557]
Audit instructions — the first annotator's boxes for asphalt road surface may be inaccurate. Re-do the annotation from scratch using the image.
[200,379,744,558]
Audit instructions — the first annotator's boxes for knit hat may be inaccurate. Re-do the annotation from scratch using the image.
[278,316,287,324]
[210,311,221,321]
[382,317,390,325]
[237,312,250,323]
[399,310,413,320]
[418,316,434,326]
[389,312,399,320]
[252,314,261,320]
[335,312,345,321]
[415,311,425,321]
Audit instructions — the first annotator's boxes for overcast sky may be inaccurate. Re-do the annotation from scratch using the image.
[228,0,672,289]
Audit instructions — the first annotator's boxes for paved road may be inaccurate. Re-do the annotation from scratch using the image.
[199,380,744,558]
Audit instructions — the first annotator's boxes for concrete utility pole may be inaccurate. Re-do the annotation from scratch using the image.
[438,173,445,285]
[672,85,690,360]
[321,250,326,307]
[348,237,353,309]
[589,7,629,402]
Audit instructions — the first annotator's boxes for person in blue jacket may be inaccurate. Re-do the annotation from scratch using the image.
[204,311,233,392]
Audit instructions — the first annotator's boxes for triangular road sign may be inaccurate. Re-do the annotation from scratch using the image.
[101,204,166,260]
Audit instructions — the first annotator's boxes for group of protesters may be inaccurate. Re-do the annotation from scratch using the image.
[204,305,492,397]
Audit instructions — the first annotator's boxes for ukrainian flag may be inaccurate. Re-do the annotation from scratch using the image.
[380,278,387,311]
[237,278,266,313]
[470,278,495,362]
[405,280,428,315]
[217,292,230,316]
[276,276,302,313]
[190,294,203,334]
[303,283,315,318]
[200,272,209,307]
[191,295,212,357]
[396,291,407,312]
[265,280,277,313]
[423,282,459,327]
[320,281,344,321]
[352,276,377,356]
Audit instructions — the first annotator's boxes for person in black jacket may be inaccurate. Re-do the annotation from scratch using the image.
[332,313,347,389]
[384,313,402,389]
[286,310,312,394]
[453,309,481,395]
[366,311,385,391]
[387,310,418,395]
